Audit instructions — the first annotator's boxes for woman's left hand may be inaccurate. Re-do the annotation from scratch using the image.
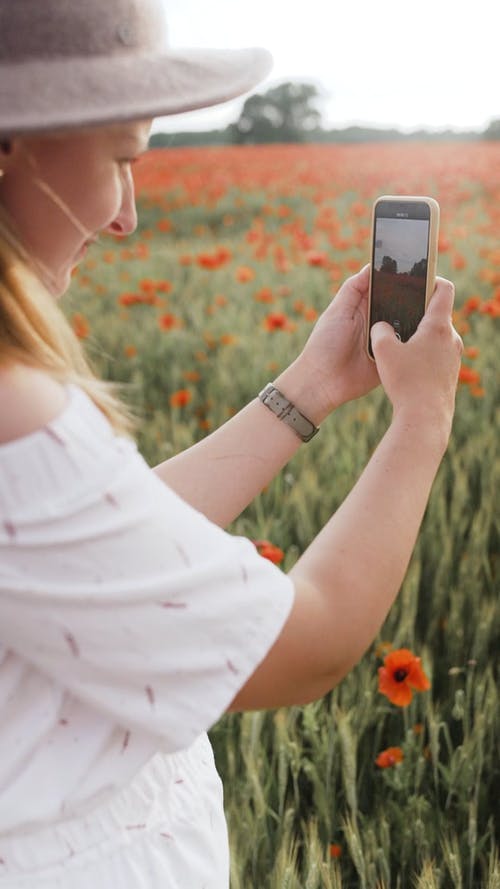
[285,264,380,420]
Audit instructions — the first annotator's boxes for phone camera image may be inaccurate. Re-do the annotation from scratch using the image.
[368,197,438,359]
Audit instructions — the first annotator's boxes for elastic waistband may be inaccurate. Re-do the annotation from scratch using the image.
[0,733,215,879]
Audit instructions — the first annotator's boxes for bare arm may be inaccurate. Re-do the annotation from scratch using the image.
[153,267,379,527]
[152,361,324,529]
[228,279,463,711]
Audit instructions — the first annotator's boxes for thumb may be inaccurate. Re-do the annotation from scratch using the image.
[370,321,401,359]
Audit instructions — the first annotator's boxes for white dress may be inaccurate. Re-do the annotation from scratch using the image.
[0,382,295,887]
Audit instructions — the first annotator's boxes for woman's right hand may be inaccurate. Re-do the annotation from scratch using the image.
[370,277,463,449]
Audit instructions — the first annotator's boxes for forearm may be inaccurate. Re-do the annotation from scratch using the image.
[289,410,448,684]
[152,360,328,528]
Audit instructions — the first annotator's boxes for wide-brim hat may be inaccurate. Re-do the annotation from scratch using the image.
[0,0,273,137]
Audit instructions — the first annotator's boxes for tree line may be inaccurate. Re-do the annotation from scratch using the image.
[150,82,500,148]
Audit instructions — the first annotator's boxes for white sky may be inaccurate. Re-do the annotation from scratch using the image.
[153,0,499,134]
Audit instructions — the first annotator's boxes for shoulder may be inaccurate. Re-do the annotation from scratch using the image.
[0,363,68,445]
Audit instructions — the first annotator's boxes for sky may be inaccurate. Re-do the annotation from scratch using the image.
[153,0,499,135]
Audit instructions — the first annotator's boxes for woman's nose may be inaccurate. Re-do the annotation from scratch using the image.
[105,180,138,238]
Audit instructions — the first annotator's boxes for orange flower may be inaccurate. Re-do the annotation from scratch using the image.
[378,648,430,707]
[452,253,467,270]
[139,278,156,292]
[470,385,485,398]
[123,344,137,358]
[303,307,318,321]
[375,746,404,768]
[463,346,479,359]
[479,300,500,317]
[254,287,275,303]
[458,365,481,385]
[118,292,138,306]
[329,843,342,859]
[157,280,173,293]
[158,313,183,331]
[306,250,329,268]
[182,370,200,383]
[463,295,482,316]
[252,539,285,565]
[236,265,255,283]
[196,246,232,270]
[72,313,90,339]
[264,312,292,331]
[220,334,238,345]
[169,389,192,408]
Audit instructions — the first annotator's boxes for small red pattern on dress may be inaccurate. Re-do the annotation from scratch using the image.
[174,541,191,567]
[160,601,188,609]
[44,427,66,447]
[121,730,131,753]
[59,718,68,726]
[226,659,239,675]
[160,832,174,840]
[145,685,155,706]
[104,492,120,508]
[126,824,146,830]
[63,631,80,657]
[3,521,16,540]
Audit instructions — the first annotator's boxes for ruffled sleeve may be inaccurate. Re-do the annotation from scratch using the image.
[0,384,294,753]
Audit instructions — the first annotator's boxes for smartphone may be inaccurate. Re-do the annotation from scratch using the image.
[367,195,440,360]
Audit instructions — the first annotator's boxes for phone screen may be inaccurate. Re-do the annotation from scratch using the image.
[369,200,431,356]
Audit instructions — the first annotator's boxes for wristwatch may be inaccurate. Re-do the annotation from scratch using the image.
[258,383,319,443]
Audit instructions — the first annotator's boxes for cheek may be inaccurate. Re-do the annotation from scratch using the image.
[77,168,123,230]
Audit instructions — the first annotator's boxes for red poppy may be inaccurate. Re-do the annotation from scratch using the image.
[72,313,90,339]
[375,746,404,768]
[378,648,430,707]
[236,265,255,283]
[158,313,183,331]
[458,366,481,385]
[329,843,342,859]
[252,540,284,565]
[263,312,293,331]
[462,295,482,316]
[169,389,192,408]
[306,250,329,268]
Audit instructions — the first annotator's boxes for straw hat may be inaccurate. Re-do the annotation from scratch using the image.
[0,0,273,137]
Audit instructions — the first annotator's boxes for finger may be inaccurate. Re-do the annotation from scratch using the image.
[370,320,401,358]
[425,277,455,320]
[333,264,371,312]
[349,263,371,294]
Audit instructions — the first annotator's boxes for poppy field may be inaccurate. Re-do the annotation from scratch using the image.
[67,142,499,888]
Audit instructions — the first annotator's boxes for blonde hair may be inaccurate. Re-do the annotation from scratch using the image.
[0,198,140,440]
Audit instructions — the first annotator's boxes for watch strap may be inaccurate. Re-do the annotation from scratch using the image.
[258,383,319,443]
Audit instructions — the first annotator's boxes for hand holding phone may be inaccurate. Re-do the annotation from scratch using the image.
[367,195,440,359]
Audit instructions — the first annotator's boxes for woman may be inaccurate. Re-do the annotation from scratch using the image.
[0,0,463,886]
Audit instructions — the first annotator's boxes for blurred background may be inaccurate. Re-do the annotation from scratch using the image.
[152,0,500,146]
